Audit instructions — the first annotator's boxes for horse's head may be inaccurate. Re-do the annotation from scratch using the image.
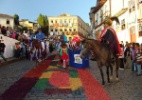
[79,33,98,59]
[78,34,90,59]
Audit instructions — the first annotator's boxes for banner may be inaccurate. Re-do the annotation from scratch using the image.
[74,54,82,64]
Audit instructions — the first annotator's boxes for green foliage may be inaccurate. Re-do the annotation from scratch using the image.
[14,14,19,25]
[86,23,89,26]
[37,14,48,27]
[37,14,49,36]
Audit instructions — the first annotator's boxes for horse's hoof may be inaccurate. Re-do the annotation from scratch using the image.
[102,81,105,85]
[115,78,120,82]
[110,76,114,80]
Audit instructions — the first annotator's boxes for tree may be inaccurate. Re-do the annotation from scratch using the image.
[86,23,89,26]
[14,14,19,30]
[37,14,49,36]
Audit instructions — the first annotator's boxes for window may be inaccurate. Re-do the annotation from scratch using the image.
[50,29,53,32]
[6,19,10,24]
[96,14,98,25]
[60,20,63,27]
[69,37,72,41]
[73,19,77,23]
[121,19,125,30]
[50,20,54,27]
[64,19,67,23]
[116,21,120,30]
[69,19,71,23]
[100,10,103,22]
[55,29,58,32]
[60,29,62,31]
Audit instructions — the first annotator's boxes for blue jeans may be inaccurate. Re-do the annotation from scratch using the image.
[131,60,136,71]
[0,52,7,61]
[136,64,141,75]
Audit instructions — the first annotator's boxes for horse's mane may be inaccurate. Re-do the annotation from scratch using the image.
[83,38,110,59]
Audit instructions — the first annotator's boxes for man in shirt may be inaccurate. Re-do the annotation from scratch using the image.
[35,28,45,51]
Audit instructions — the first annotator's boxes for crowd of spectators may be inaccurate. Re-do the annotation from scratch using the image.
[119,41,142,76]
[0,25,33,60]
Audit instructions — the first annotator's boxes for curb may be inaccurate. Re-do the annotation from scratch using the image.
[0,57,25,67]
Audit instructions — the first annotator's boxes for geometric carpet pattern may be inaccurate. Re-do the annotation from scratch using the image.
[30,56,84,96]
[0,55,111,100]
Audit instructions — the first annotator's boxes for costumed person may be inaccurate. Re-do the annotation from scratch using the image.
[69,34,81,51]
[59,41,69,68]
[35,28,45,52]
[99,16,122,56]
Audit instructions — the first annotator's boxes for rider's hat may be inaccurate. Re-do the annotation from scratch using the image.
[103,16,120,26]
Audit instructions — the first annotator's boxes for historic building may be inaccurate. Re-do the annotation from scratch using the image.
[128,0,142,43]
[89,0,109,39]
[89,0,142,43]
[0,14,15,29]
[19,19,38,32]
[48,14,91,41]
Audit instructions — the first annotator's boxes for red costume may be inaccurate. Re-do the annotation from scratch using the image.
[69,35,81,51]
[100,27,122,55]
[60,47,69,60]
[59,42,69,68]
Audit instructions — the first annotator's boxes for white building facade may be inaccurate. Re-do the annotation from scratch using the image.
[0,14,15,29]
[90,0,142,44]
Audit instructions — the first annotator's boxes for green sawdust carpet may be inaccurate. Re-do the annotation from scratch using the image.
[0,55,111,100]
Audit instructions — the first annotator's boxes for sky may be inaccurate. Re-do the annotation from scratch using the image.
[0,0,96,24]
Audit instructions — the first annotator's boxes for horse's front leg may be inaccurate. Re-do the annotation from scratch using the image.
[106,66,110,83]
[98,65,105,85]
[115,58,120,81]
[35,49,40,65]
[109,64,113,80]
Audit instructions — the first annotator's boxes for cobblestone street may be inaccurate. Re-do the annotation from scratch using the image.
[0,58,142,100]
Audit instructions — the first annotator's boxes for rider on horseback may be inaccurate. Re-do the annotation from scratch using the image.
[99,16,122,56]
[35,28,45,51]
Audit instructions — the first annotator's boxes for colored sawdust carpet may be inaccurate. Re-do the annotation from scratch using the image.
[0,55,111,100]
[0,55,55,100]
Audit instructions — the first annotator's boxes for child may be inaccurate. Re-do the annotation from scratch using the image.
[135,43,142,76]
[59,41,69,68]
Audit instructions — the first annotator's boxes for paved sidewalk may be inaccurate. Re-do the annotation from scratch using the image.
[0,57,25,67]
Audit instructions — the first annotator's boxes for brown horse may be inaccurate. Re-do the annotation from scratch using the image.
[30,39,47,65]
[80,38,120,85]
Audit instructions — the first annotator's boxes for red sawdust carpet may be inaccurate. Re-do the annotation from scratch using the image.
[0,55,55,100]
[0,55,111,100]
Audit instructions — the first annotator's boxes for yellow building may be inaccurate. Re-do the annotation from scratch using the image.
[19,19,38,32]
[48,14,91,41]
